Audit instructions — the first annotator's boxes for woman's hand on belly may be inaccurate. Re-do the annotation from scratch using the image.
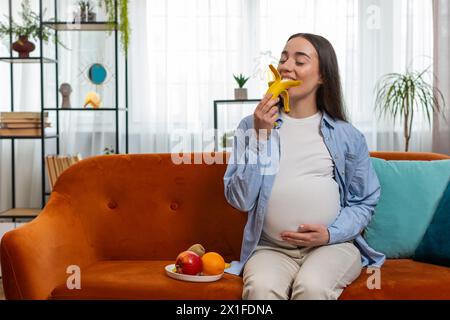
[280,224,330,247]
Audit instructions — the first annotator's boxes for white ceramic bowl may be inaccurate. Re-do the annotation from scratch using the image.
[165,264,224,282]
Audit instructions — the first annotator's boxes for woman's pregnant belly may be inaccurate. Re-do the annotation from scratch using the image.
[263,176,341,244]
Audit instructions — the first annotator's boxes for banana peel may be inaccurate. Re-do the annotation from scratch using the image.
[266,64,302,115]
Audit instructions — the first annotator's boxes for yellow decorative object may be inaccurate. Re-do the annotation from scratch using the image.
[266,64,302,114]
[83,92,101,109]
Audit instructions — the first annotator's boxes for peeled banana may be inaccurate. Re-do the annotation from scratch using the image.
[266,64,302,114]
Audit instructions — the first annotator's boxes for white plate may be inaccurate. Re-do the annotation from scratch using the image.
[165,264,224,282]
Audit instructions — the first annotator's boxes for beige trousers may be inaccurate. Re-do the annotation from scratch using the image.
[242,241,362,300]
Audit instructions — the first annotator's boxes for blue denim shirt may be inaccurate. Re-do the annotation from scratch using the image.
[223,110,386,276]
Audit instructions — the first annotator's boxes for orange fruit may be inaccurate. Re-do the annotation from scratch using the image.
[201,252,225,275]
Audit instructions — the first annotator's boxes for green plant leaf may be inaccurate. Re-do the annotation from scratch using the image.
[100,0,130,56]
[0,0,68,49]
[233,73,250,88]
[374,67,446,148]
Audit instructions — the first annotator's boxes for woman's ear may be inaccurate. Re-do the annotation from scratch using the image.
[318,75,324,85]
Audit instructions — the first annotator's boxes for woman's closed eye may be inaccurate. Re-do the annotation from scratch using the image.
[279,59,306,66]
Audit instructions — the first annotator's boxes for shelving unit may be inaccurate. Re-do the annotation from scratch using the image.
[213,99,259,151]
[43,108,128,111]
[0,57,57,63]
[0,208,41,222]
[0,0,129,214]
[43,21,117,31]
[0,135,58,139]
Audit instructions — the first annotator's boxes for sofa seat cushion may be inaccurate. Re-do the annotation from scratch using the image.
[340,259,450,300]
[50,260,243,300]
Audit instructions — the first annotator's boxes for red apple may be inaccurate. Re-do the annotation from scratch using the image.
[175,251,203,275]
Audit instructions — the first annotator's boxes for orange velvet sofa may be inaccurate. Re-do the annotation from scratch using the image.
[1,151,450,300]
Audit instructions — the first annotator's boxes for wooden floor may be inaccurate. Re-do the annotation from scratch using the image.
[0,280,5,300]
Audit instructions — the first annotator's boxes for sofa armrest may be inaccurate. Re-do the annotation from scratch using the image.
[0,192,98,300]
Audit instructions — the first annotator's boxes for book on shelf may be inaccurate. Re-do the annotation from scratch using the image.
[0,112,51,136]
[45,154,83,190]
[0,128,46,136]
[0,118,48,123]
[0,123,51,129]
[0,111,49,119]
[0,111,51,137]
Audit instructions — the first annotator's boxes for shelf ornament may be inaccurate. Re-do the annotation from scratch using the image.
[83,92,101,108]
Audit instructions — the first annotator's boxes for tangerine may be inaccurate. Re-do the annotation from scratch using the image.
[201,252,225,275]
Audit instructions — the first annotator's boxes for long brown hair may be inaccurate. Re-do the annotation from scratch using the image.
[285,33,348,122]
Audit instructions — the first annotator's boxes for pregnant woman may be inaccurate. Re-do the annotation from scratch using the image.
[223,33,385,300]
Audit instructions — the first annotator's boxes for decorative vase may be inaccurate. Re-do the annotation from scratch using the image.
[234,88,248,100]
[88,12,96,22]
[12,36,35,58]
[79,11,87,22]
[78,9,96,22]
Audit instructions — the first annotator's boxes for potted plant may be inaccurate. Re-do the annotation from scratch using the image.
[99,0,130,55]
[73,0,97,23]
[220,131,235,149]
[0,0,66,58]
[103,146,115,155]
[374,67,446,152]
[233,73,250,100]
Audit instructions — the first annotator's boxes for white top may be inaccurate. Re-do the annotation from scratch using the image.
[261,110,341,248]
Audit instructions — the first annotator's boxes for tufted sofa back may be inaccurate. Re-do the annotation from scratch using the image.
[52,153,246,261]
[51,151,449,262]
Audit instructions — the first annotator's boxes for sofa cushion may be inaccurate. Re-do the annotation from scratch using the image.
[50,259,450,300]
[50,260,243,300]
[339,259,450,300]
[414,181,450,267]
[364,158,450,258]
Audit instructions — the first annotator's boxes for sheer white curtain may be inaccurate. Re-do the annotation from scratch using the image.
[365,0,434,152]
[128,0,434,153]
[128,0,255,152]
[433,0,450,155]
[0,0,437,211]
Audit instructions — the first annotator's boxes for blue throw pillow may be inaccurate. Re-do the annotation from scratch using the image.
[413,181,450,266]
[364,158,450,258]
